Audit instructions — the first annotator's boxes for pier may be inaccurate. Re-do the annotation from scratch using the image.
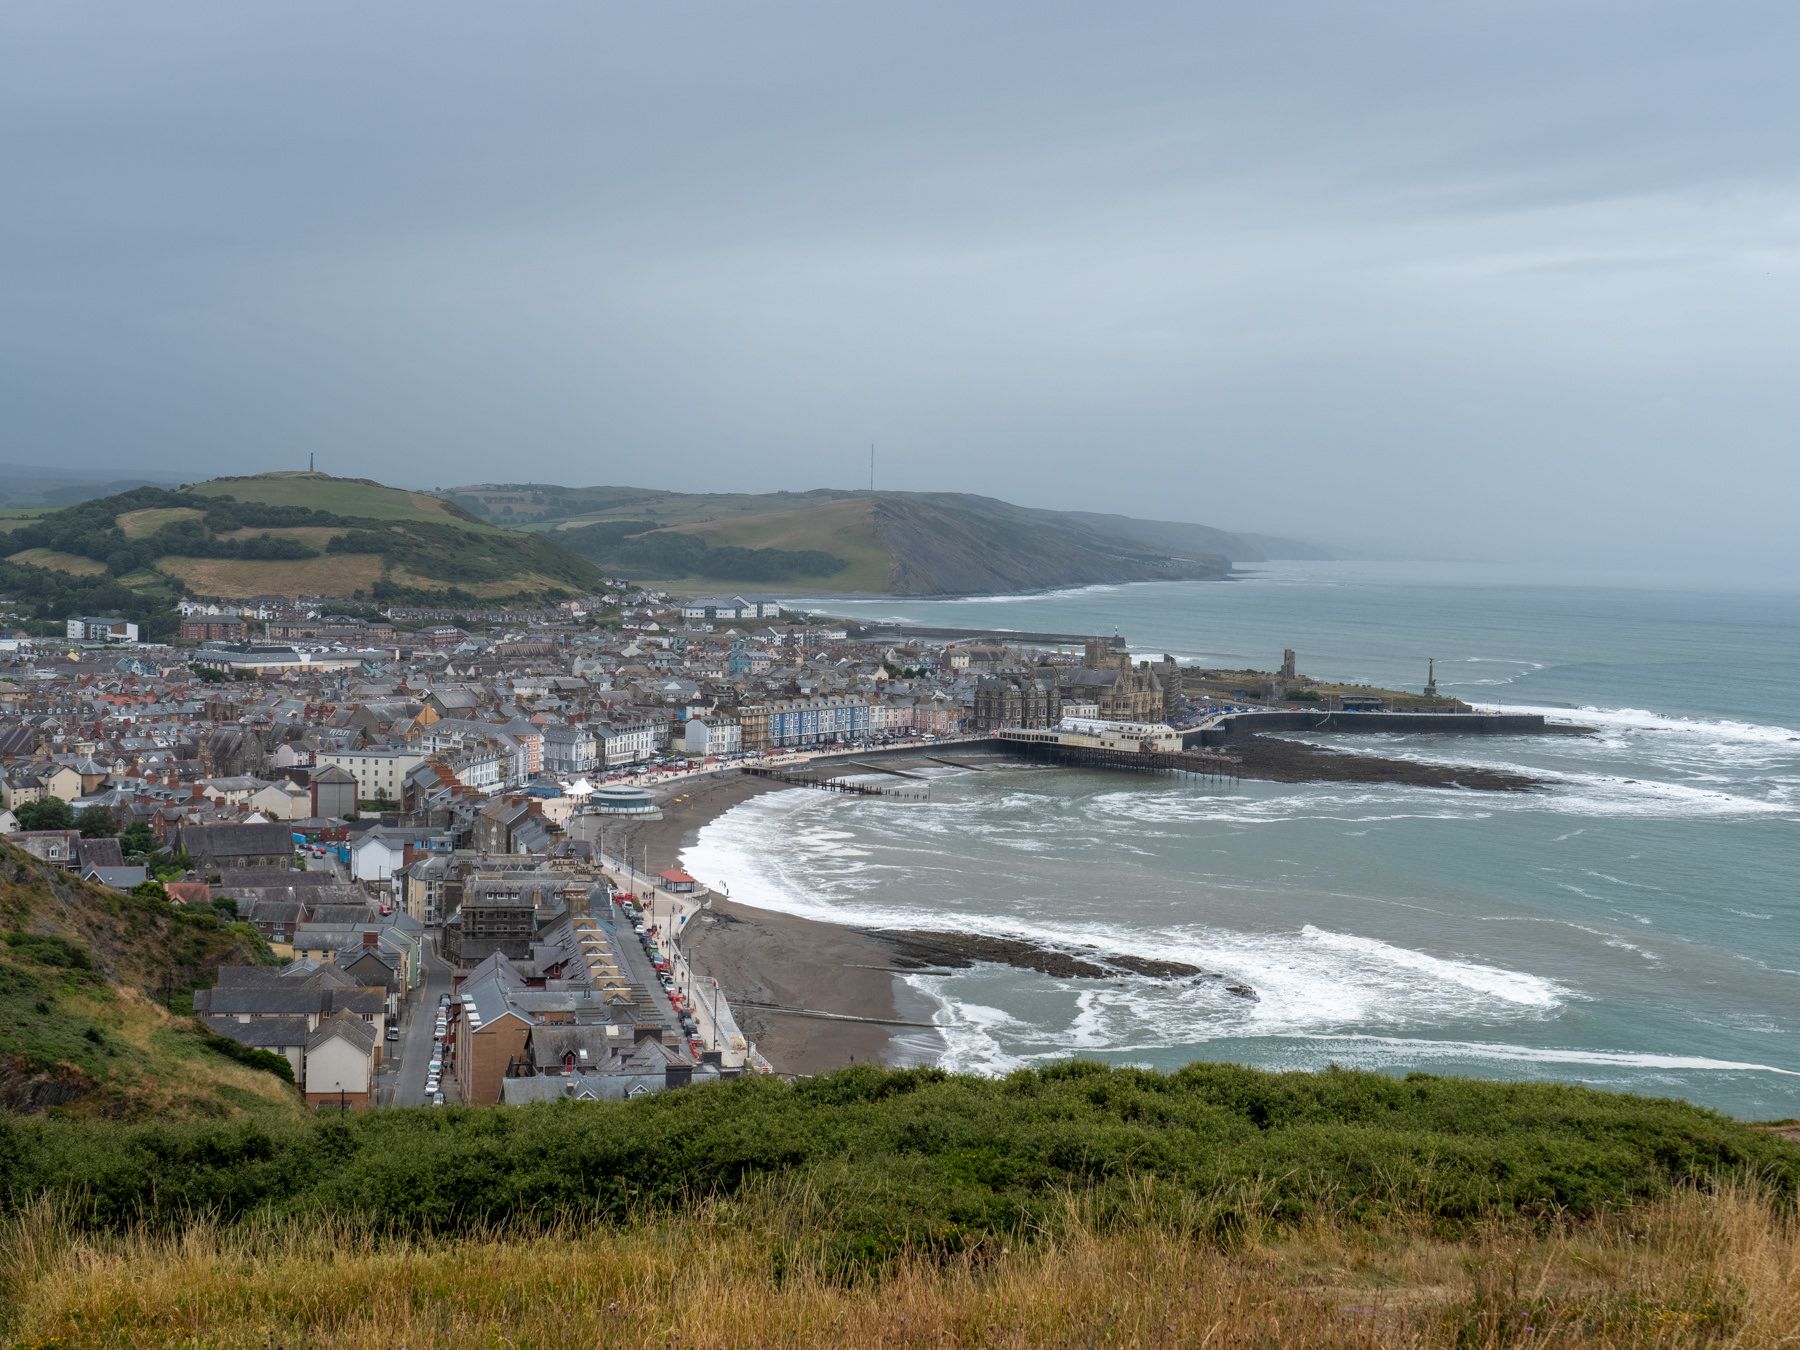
[995,733,1241,782]
[741,765,930,800]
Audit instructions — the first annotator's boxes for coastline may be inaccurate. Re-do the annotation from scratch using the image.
[611,732,1550,1075]
[616,772,943,1076]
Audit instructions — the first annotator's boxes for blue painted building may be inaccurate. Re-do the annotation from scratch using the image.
[767,697,872,748]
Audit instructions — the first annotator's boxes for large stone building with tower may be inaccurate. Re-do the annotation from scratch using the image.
[1064,638,1178,722]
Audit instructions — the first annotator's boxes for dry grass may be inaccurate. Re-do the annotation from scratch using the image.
[155,553,386,598]
[388,567,574,597]
[188,473,475,527]
[114,506,203,539]
[654,497,893,591]
[5,548,107,577]
[3,1184,1794,1348]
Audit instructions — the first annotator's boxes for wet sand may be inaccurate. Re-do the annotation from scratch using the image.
[616,773,939,1076]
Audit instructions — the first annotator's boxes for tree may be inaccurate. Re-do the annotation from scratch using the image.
[14,798,74,831]
[120,821,157,858]
[75,805,118,838]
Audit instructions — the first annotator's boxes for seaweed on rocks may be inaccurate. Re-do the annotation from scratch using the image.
[878,930,1215,983]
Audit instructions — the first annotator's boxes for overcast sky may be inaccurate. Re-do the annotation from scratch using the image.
[4,3,1797,568]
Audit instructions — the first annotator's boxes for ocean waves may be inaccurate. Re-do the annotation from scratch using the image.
[1477,701,1800,773]
[678,703,1798,1113]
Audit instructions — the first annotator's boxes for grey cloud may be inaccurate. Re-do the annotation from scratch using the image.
[3,2,1798,570]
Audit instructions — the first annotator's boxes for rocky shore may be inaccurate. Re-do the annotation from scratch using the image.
[876,929,1258,996]
[880,929,1202,981]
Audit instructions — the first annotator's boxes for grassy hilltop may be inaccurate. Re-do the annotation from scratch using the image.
[447,482,1327,594]
[0,1065,1795,1344]
[0,472,602,636]
[0,843,298,1123]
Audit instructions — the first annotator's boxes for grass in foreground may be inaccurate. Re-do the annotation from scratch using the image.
[3,1183,1797,1347]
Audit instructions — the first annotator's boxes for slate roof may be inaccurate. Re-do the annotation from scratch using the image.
[180,822,294,860]
[204,1015,311,1048]
[307,1010,377,1055]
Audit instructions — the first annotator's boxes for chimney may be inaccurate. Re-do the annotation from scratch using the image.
[361,929,378,949]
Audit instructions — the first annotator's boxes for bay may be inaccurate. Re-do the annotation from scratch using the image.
[683,562,1800,1118]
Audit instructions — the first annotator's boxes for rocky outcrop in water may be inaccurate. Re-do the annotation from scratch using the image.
[876,930,1254,996]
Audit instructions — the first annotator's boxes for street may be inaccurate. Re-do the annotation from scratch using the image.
[379,930,457,1107]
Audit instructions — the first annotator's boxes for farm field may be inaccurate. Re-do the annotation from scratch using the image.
[190,472,482,527]
[116,506,204,539]
[5,548,108,576]
[156,553,387,598]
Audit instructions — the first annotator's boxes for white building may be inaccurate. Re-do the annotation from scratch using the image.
[595,720,657,767]
[303,1014,376,1111]
[683,717,742,757]
[678,595,785,623]
[350,827,449,884]
[315,750,427,805]
[451,747,503,792]
[66,616,139,644]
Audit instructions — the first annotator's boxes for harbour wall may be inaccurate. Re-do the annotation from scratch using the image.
[1187,710,1551,748]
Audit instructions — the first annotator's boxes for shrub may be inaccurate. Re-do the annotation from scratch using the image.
[195,1028,296,1084]
[4,931,96,972]
[2,1064,1793,1256]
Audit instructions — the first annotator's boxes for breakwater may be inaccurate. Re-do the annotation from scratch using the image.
[1187,709,1578,748]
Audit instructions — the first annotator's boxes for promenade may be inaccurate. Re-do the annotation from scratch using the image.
[594,844,761,1072]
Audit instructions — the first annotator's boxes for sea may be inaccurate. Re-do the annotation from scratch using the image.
[680,561,1800,1119]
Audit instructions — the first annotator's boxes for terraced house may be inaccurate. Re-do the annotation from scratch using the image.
[766,697,872,748]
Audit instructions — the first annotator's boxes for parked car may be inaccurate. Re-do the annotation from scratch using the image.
[432,1091,445,1106]
[385,1027,399,1041]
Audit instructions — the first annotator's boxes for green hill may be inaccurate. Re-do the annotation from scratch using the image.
[0,473,603,636]
[0,843,299,1122]
[0,1061,1793,1343]
[446,483,1324,594]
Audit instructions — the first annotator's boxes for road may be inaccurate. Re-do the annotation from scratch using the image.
[382,931,456,1107]
[600,853,746,1067]
[301,849,344,878]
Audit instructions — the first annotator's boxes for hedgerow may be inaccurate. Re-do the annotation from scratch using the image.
[2,1062,1792,1271]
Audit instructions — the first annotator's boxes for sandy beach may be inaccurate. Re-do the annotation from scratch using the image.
[610,772,941,1076]
[602,736,1540,1077]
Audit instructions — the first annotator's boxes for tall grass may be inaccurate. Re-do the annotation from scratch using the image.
[2,1182,1795,1347]
[6,1063,1794,1255]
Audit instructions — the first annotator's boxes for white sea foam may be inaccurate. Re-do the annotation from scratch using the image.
[936,583,1130,605]
[1334,745,1793,818]
[1475,702,1800,769]
[688,790,1572,1050]
[1295,1035,1800,1078]
[684,737,1790,1110]
[1087,785,1492,828]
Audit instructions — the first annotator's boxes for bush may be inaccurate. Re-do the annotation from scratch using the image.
[3,930,97,972]
[196,1029,296,1084]
[1,1064,1792,1258]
